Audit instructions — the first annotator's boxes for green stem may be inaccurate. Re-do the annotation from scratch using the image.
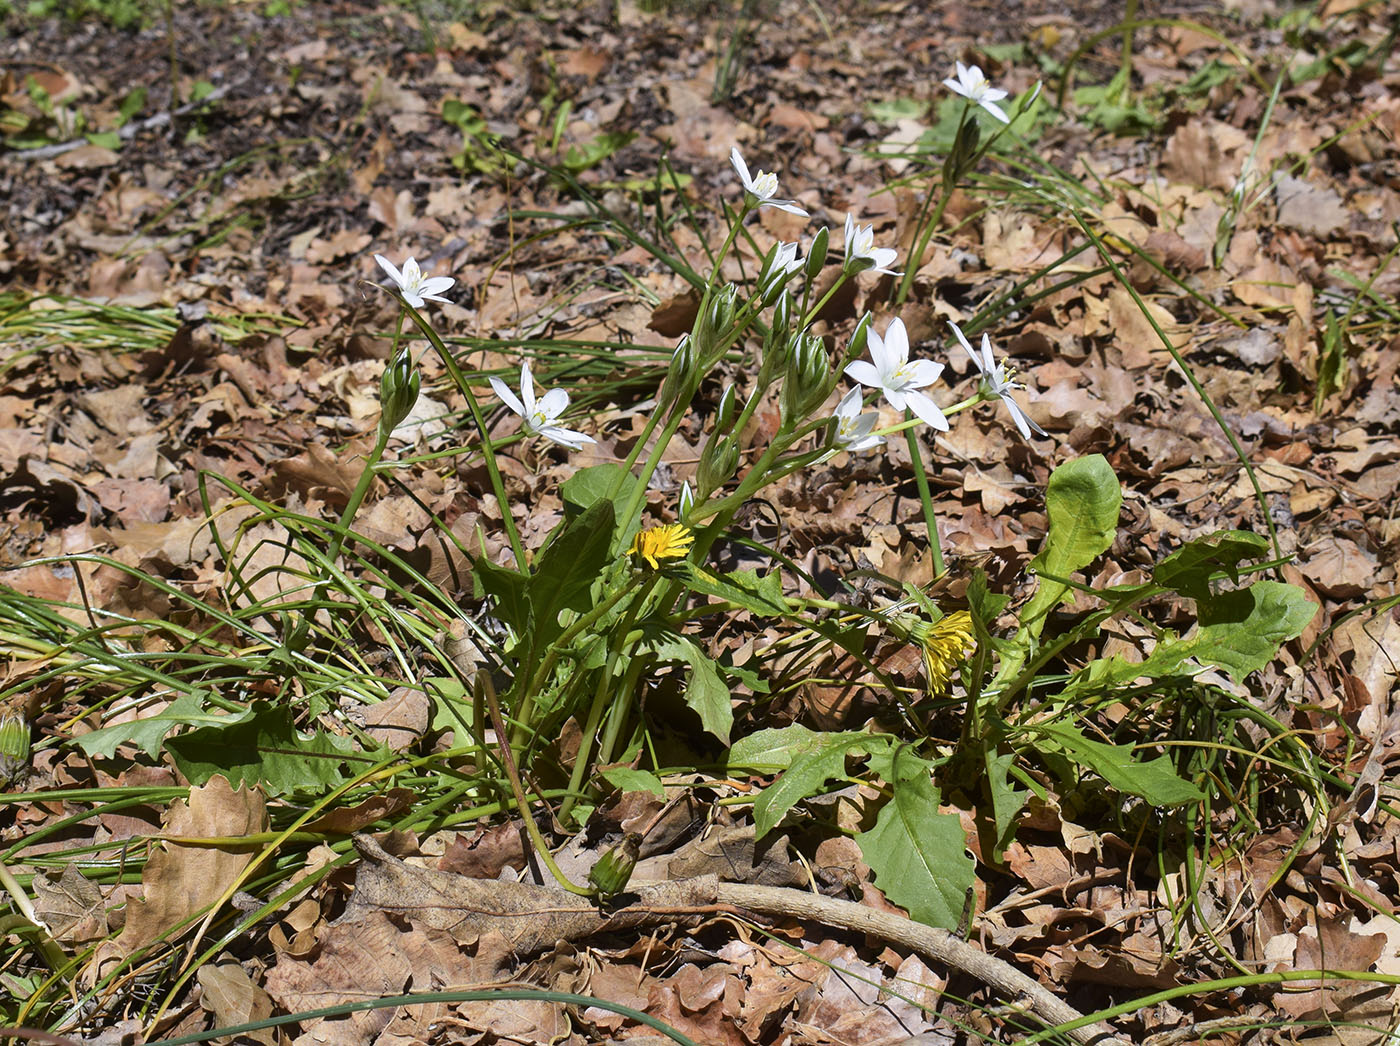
[526,573,645,701]
[287,309,402,650]
[801,271,852,327]
[398,301,528,571]
[612,205,753,524]
[557,576,659,823]
[1069,210,1283,563]
[904,416,945,578]
[893,107,967,307]
[478,675,594,897]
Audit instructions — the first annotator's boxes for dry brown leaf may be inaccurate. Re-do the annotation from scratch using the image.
[103,775,268,962]
[33,864,108,944]
[198,962,278,1046]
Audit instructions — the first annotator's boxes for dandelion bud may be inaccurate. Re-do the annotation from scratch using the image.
[378,352,421,438]
[804,225,830,282]
[0,713,30,786]
[781,331,831,424]
[588,832,642,899]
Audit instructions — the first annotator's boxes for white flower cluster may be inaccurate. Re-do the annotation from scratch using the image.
[372,63,1040,453]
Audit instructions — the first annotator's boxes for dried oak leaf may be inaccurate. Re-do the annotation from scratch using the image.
[98,774,267,964]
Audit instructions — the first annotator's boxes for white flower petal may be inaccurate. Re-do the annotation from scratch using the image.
[519,361,536,415]
[904,358,945,389]
[419,275,456,298]
[1003,395,1047,439]
[978,332,997,374]
[844,359,883,388]
[730,146,751,188]
[882,319,910,367]
[769,199,810,217]
[539,424,595,450]
[375,254,403,285]
[979,98,1011,124]
[536,386,570,422]
[904,389,950,431]
[490,376,525,418]
[949,321,979,370]
[835,386,864,420]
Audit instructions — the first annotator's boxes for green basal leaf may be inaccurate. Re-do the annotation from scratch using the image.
[600,767,666,797]
[561,462,642,552]
[1058,578,1316,700]
[671,564,791,617]
[751,731,883,839]
[857,749,975,929]
[1153,529,1270,600]
[1034,454,1121,583]
[72,691,238,760]
[529,498,616,648]
[983,747,1026,863]
[865,97,929,123]
[729,723,830,773]
[647,635,733,744]
[1195,579,1317,681]
[563,130,637,172]
[166,702,358,796]
[473,556,529,635]
[996,455,1121,688]
[1033,722,1204,806]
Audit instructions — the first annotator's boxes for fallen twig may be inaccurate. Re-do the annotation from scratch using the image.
[349,835,1128,1046]
[4,83,233,162]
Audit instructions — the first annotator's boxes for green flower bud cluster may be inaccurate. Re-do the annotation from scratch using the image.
[378,351,422,439]
[780,331,831,425]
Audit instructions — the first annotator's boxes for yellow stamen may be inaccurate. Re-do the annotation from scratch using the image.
[627,524,693,570]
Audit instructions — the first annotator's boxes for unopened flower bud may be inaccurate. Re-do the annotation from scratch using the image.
[781,332,831,424]
[696,436,740,499]
[691,285,739,367]
[715,384,739,433]
[588,832,642,899]
[379,352,421,437]
[0,713,30,786]
[946,118,982,188]
[659,334,696,406]
[804,225,830,282]
[757,241,802,305]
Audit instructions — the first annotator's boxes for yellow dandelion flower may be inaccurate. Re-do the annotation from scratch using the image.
[912,610,976,695]
[627,524,693,570]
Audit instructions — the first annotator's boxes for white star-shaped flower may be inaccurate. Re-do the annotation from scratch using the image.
[374,254,456,309]
[843,214,901,276]
[950,321,1046,439]
[831,387,886,453]
[730,146,809,217]
[844,318,947,430]
[943,62,1011,124]
[490,361,596,451]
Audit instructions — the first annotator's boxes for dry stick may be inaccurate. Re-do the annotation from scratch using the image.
[6,84,234,162]
[437,646,1125,1044]
[717,884,1130,1046]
